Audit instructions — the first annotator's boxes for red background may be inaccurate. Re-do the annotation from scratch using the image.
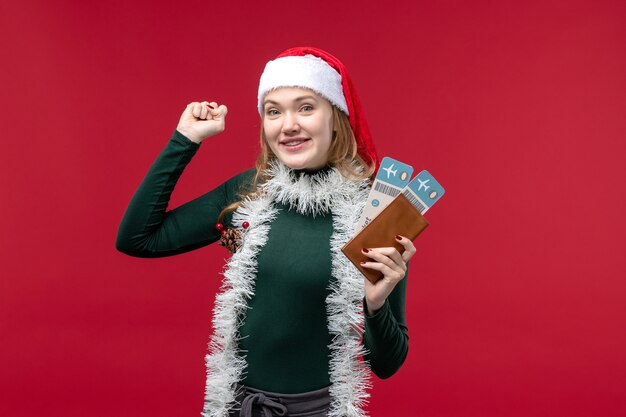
[1,1,625,416]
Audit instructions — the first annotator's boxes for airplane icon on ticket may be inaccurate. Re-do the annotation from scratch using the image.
[382,163,397,178]
[417,178,430,191]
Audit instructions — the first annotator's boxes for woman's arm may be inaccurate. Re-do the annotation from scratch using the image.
[360,235,416,378]
[116,101,255,257]
[115,130,252,257]
[362,268,409,378]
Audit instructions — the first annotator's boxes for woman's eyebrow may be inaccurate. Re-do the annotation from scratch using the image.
[264,95,319,106]
[293,95,318,102]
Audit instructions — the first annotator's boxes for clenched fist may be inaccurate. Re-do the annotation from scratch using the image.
[176,101,228,144]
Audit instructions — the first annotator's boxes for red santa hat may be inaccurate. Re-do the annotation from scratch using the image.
[258,47,379,169]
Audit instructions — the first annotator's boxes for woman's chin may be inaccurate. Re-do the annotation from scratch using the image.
[282,161,326,171]
[277,156,315,171]
[283,162,307,170]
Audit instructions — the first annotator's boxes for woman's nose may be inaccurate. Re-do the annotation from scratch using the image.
[281,112,300,133]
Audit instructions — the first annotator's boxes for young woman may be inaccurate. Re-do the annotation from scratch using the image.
[117,47,415,417]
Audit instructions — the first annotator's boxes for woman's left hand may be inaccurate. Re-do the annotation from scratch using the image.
[361,235,416,316]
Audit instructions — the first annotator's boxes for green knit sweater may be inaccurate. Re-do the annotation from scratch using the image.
[116,130,409,393]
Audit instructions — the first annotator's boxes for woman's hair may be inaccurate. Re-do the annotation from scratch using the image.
[217,106,375,223]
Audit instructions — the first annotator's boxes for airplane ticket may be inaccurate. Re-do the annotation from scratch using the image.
[357,157,414,230]
[402,170,445,214]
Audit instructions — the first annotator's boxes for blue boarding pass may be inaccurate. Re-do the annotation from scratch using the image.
[402,170,445,214]
[357,157,413,229]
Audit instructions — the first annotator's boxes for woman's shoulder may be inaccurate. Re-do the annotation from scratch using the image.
[225,167,256,184]
[221,167,257,196]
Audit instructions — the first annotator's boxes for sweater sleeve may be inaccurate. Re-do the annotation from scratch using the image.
[115,130,254,258]
[362,265,410,379]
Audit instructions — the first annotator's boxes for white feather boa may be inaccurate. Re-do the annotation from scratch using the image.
[202,162,371,417]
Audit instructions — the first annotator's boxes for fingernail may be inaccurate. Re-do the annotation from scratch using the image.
[395,235,402,241]
[362,248,369,253]
[360,261,366,265]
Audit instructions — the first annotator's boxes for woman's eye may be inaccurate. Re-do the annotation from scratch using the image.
[300,105,313,112]
[266,109,279,116]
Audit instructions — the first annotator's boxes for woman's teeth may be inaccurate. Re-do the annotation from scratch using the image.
[284,139,307,147]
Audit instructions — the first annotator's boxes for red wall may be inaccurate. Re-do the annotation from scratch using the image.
[1,1,625,416]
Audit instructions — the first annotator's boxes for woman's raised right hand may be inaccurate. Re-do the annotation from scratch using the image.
[176,101,228,144]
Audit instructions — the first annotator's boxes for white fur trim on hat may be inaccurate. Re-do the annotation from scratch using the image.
[258,54,349,116]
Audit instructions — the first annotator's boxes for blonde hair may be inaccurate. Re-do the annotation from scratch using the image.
[217,106,375,223]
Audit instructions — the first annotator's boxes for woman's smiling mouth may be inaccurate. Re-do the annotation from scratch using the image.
[279,137,311,148]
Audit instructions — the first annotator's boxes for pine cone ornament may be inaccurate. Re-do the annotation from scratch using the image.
[216,223,243,254]
[220,228,242,254]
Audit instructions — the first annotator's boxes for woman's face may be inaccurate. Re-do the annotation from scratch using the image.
[262,87,334,171]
